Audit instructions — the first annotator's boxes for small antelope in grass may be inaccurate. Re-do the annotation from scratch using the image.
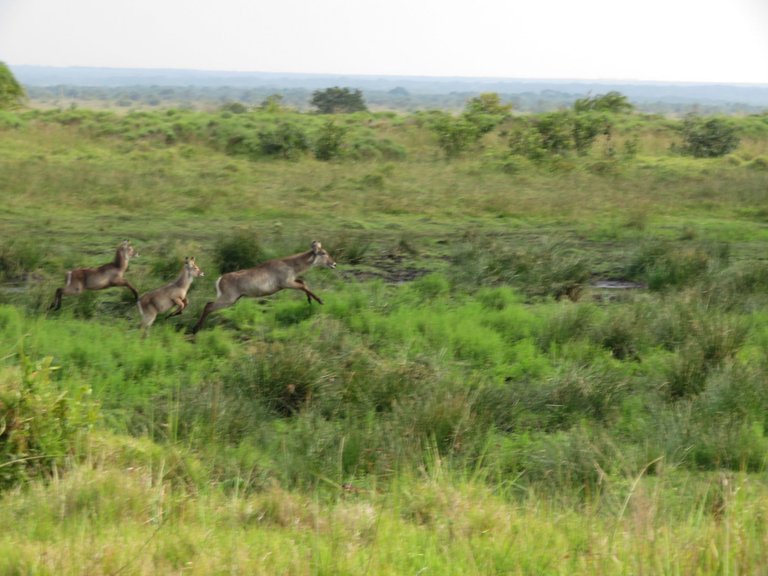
[192,240,336,334]
[137,256,204,333]
[50,240,139,311]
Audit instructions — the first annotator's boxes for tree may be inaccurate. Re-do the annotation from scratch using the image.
[463,92,512,135]
[313,120,347,161]
[573,91,633,114]
[260,94,287,113]
[572,112,612,155]
[310,87,367,114]
[220,101,248,114]
[430,112,482,158]
[679,114,740,158]
[0,62,25,109]
[534,112,574,154]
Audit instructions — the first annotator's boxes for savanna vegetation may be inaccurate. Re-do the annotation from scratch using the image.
[2,76,768,573]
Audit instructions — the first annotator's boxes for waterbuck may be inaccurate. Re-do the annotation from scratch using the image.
[50,240,139,311]
[192,240,336,334]
[137,256,204,333]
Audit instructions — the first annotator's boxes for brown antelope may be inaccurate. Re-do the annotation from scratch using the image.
[192,240,336,334]
[137,257,204,333]
[50,240,139,311]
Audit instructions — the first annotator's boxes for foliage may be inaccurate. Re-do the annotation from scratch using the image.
[219,101,249,114]
[310,86,367,114]
[1,348,99,489]
[0,62,25,109]
[313,120,347,161]
[259,93,288,113]
[512,110,613,159]
[258,122,310,159]
[679,114,740,158]
[463,92,512,134]
[429,112,482,158]
[573,90,633,113]
[212,229,267,274]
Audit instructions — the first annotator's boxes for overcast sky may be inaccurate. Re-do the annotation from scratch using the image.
[1,0,767,84]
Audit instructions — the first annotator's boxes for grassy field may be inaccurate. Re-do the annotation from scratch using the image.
[2,103,768,574]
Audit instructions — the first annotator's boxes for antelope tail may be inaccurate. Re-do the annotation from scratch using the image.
[137,300,144,318]
[215,277,223,299]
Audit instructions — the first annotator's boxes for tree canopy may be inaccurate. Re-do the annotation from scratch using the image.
[0,62,25,109]
[310,87,367,114]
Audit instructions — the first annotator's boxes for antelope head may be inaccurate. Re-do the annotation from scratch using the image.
[184,256,204,278]
[310,240,336,269]
[120,240,139,260]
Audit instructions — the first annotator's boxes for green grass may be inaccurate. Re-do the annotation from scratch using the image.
[2,105,768,573]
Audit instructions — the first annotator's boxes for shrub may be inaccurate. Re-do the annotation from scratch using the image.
[679,115,740,158]
[313,120,347,161]
[213,229,267,274]
[430,113,482,158]
[258,123,309,159]
[0,353,99,490]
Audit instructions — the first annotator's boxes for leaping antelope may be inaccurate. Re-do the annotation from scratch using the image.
[192,240,336,334]
[137,256,204,333]
[50,240,139,311]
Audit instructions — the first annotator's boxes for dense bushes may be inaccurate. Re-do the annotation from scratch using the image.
[0,345,99,489]
[16,97,755,171]
[679,114,740,158]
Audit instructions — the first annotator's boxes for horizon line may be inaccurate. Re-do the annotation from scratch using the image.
[9,63,768,88]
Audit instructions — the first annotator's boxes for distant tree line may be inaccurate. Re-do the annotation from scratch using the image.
[21,84,768,116]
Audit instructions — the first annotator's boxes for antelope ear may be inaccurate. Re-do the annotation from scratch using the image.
[311,240,322,255]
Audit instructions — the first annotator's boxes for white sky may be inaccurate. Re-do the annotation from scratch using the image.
[1,0,767,83]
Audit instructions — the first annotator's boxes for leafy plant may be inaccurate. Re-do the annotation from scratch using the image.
[679,114,740,158]
[430,112,482,158]
[0,62,25,110]
[1,351,99,490]
[310,87,367,114]
[258,122,309,159]
[313,120,347,161]
[213,229,267,274]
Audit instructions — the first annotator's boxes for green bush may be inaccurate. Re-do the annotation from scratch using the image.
[213,229,267,274]
[679,115,740,158]
[0,353,99,490]
[258,122,309,159]
[313,120,347,161]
